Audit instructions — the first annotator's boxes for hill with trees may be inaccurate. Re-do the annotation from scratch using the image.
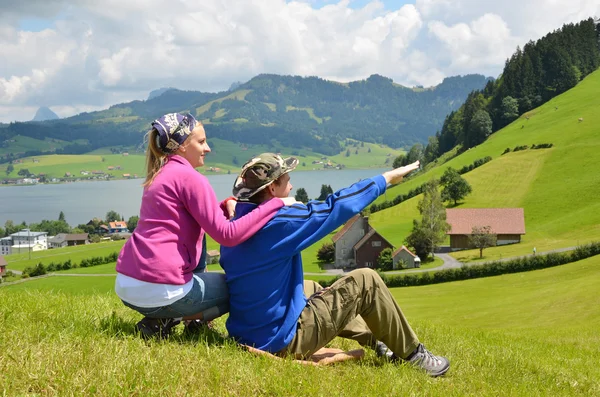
[427,18,600,159]
[0,73,490,163]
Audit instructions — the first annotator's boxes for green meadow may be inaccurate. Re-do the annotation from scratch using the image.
[4,240,125,272]
[367,69,600,262]
[1,256,598,396]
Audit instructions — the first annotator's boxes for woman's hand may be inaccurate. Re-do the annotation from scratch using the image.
[225,199,237,220]
[382,161,420,185]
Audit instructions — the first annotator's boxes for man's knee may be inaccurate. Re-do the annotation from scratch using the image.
[304,280,322,295]
[349,268,378,279]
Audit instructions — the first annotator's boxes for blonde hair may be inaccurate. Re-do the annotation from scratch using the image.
[142,126,201,187]
[143,128,168,187]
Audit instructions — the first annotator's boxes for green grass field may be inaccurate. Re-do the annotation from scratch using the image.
[4,240,125,272]
[366,69,600,262]
[1,255,598,395]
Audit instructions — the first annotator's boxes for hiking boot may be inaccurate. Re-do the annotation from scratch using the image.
[405,344,450,377]
[136,317,180,339]
[184,319,214,334]
[375,341,397,361]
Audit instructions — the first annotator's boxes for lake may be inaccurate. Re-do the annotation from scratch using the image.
[0,168,389,227]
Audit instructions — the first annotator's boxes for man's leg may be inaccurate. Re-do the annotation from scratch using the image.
[303,280,376,348]
[287,269,419,359]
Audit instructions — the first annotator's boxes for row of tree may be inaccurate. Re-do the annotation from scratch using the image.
[294,184,334,203]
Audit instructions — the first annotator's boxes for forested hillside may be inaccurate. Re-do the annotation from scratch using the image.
[0,73,489,163]
[432,18,600,157]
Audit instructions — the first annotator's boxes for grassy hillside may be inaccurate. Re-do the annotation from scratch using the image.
[366,69,600,262]
[1,256,598,395]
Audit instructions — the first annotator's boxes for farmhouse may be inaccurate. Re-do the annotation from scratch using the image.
[48,233,90,249]
[446,208,526,250]
[392,245,421,269]
[332,215,393,269]
[206,250,221,264]
[108,221,129,233]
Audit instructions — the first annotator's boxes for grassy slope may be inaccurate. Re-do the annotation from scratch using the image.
[367,69,600,262]
[1,256,598,396]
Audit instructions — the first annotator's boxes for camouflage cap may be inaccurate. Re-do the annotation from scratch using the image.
[233,153,299,200]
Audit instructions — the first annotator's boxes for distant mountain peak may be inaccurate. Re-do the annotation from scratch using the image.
[147,87,175,100]
[32,106,59,121]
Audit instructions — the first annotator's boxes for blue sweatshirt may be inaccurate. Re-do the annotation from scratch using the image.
[220,175,387,353]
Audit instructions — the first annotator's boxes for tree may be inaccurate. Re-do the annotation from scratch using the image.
[316,184,333,201]
[58,211,66,222]
[466,109,492,148]
[468,225,497,258]
[317,243,335,264]
[377,248,394,271]
[406,143,424,164]
[6,164,14,176]
[405,219,432,261]
[406,179,450,260]
[440,168,472,205]
[501,96,520,125]
[4,220,23,236]
[392,154,407,168]
[127,216,139,232]
[345,149,350,157]
[294,188,309,203]
[18,168,31,177]
[105,210,121,223]
[29,219,71,236]
[423,136,439,165]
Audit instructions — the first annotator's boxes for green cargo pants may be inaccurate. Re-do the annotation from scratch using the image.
[277,268,420,359]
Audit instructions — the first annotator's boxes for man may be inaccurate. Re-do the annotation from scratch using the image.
[220,153,450,377]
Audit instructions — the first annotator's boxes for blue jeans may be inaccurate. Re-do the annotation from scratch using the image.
[123,237,229,321]
[123,271,229,321]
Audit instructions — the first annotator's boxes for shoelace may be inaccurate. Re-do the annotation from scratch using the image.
[420,348,442,367]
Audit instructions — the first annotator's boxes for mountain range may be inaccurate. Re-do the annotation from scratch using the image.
[0,73,491,160]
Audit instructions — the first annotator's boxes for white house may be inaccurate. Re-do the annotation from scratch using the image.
[0,237,11,256]
[8,229,48,254]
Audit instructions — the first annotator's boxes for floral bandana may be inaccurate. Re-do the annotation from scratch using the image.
[152,113,197,153]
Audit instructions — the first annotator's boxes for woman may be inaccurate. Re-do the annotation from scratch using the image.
[115,113,294,338]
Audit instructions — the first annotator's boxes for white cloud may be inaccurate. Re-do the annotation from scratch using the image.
[0,0,599,122]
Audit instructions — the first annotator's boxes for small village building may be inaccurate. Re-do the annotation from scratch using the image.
[353,229,394,268]
[48,233,90,249]
[108,221,129,233]
[206,250,221,264]
[7,229,48,254]
[332,215,393,269]
[0,256,7,278]
[0,237,11,255]
[392,245,421,269]
[446,208,526,250]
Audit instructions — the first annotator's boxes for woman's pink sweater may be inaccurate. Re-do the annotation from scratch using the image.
[116,155,283,285]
